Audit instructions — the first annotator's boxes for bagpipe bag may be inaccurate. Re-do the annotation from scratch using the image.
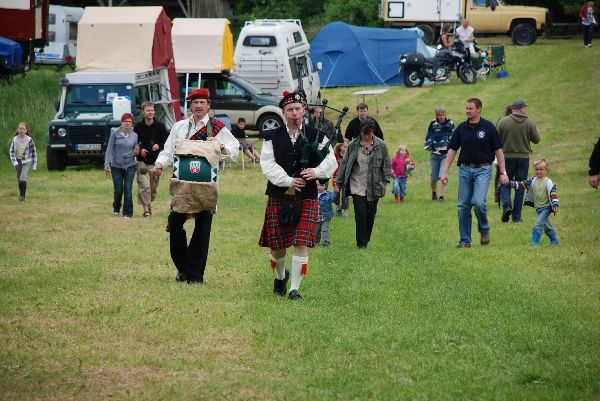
[169,139,221,214]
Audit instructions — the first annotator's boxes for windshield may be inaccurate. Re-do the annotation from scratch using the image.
[227,73,268,96]
[66,84,132,106]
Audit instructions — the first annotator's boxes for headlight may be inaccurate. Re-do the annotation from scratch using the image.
[58,128,67,137]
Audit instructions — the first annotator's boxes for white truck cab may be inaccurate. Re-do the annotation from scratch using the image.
[234,19,322,106]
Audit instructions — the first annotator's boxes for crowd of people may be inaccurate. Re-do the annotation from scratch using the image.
[8,87,599,301]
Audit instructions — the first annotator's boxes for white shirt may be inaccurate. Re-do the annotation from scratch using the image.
[155,114,239,168]
[259,126,338,188]
[456,25,475,46]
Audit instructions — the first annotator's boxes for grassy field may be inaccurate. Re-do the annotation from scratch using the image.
[1,37,599,400]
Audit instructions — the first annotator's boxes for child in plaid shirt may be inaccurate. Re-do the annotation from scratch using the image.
[9,122,37,201]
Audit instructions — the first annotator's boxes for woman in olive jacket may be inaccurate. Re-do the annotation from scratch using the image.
[335,118,392,248]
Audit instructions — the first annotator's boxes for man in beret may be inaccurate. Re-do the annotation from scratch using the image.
[496,100,540,223]
[258,91,337,300]
[154,88,239,284]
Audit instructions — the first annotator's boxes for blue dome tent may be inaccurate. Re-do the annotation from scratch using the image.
[311,22,433,88]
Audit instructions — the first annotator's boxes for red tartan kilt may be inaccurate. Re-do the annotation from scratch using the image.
[259,197,318,249]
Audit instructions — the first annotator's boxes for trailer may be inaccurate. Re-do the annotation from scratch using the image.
[234,20,322,106]
[0,0,49,66]
[35,5,84,66]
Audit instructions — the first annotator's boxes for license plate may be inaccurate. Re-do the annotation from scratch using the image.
[76,144,101,151]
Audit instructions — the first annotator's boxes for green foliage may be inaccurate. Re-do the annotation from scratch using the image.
[323,0,382,27]
[230,0,383,39]
[1,38,599,400]
[0,67,62,157]
[504,0,583,21]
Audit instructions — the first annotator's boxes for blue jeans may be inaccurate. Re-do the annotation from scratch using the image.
[457,165,492,244]
[501,157,529,221]
[583,23,595,46]
[392,177,407,197]
[532,205,557,244]
[429,152,447,181]
[112,164,136,217]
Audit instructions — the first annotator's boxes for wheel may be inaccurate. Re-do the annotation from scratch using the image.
[457,64,477,84]
[511,24,537,46]
[257,113,283,132]
[403,70,425,88]
[415,24,436,46]
[47,146,66,170]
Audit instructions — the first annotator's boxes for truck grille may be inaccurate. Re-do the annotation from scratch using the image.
[68,126,106,144]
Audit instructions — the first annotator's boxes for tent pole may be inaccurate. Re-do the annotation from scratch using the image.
[184,73,190,115]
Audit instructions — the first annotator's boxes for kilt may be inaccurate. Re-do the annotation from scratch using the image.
[259,197,318,249]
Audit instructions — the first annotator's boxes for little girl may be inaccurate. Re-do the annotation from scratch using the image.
[9,122,37,201]
[391,144,416,203]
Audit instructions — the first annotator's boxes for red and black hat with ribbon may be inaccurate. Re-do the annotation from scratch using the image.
[279,90,305,109]
[186,88,210,101]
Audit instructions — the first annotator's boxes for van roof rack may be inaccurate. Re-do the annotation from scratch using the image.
[244,19,302,28]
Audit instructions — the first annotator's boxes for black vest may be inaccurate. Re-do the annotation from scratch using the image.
[263,125,324,199]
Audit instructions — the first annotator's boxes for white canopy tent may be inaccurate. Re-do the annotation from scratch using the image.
[171,18,234,113]
[76,6,165,72]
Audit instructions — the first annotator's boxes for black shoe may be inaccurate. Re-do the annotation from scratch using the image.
[273,269,289,297]
[432,194,438,201]
[288,289,303,301]
[187,278,203,285]
[175,272,187,282]
[501,206,512,222]
[456,243,471,248]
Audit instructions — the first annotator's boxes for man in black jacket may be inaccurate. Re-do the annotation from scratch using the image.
[344,103,384,141]
[134,101,169,217]
[258,91,337,300]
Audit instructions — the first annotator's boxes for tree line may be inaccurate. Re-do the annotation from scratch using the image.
[230,0,584,38]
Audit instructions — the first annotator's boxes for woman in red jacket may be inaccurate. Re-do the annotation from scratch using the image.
[580,1,598,47]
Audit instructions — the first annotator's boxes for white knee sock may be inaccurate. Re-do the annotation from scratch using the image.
[290,255,308,291]
[270,255,287,280]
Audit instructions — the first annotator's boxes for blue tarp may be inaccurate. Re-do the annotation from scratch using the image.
[311,22,432,88]
[0,36,23,69]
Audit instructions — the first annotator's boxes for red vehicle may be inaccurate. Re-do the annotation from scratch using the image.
[0,0,49,65]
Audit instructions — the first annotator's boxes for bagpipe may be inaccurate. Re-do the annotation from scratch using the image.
[294,59,348,168]
[298,99,349,168]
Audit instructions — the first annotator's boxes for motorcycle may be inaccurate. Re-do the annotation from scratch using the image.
[399,41,477,87]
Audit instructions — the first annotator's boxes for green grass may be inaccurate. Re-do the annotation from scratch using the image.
[0,38,599,400]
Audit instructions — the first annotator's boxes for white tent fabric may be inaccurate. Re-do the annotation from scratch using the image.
[172,18,230,73]
[76,6,163,72]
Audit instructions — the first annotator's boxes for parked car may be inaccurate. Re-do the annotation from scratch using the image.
[178,71,284,132]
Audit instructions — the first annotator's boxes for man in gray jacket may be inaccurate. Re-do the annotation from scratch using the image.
[496,100,540,222]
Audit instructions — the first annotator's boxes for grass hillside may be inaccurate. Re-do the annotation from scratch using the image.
[0,38,599,400]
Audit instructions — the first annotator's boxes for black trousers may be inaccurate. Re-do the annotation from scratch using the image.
[352,195,378,248]
[168,210,213,282]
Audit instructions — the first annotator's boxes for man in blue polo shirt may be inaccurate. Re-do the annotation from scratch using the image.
[441,98,509,247]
